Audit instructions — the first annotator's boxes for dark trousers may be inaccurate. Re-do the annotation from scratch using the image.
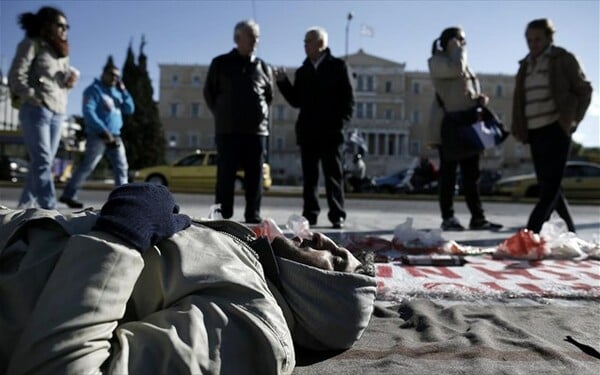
[215,134,266,220]
[300,143,346,224]
[438,149,485,221]
[527,122,575,232]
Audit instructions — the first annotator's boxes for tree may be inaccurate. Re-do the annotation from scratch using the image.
[121,35,166,170]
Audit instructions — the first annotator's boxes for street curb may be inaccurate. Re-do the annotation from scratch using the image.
[1,180,599,206]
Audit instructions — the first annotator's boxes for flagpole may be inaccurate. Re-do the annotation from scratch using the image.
[345,12,353,61]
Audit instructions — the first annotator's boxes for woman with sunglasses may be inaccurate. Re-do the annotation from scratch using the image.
[427,27,501,232]
[8,6,78,209]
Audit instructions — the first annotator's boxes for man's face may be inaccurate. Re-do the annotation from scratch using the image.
[271,233,362,273]
[526,28,551,58]
[236,28,259,57]
[304,31,323,61]
[101,68,120,86]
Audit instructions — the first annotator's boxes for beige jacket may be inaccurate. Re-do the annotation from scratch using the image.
[8,38,70,114]
[511,45,593,143]
[427,44,482,147]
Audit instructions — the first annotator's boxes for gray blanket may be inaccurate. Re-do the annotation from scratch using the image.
[294,299,600,374]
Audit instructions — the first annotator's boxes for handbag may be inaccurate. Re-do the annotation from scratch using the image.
[436,94,509,160]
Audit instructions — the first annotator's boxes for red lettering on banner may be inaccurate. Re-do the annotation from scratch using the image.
[480,282,508,291]
[404,267,461,279]
[580,271,600,280]
[536,269,578,281]
[377,265,393,278]
[517,283,544,293]
[473,266,542,280]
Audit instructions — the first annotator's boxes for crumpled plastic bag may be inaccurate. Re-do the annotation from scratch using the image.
[540,215,598,259]
[494,229,549,260]
[252,218,285,242]
[391,217,447,254]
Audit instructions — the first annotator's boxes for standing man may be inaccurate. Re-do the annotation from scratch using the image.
[512,19,592,233]
[204,20,273,224]
[59,57,134,208]
[276,27,355,229]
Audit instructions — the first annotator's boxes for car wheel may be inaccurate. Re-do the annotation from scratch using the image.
[525,185,539,198]
[146,174,167,186]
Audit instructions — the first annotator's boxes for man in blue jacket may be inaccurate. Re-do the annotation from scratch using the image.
[59,57,135,208]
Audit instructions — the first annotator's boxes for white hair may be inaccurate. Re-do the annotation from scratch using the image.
[306,26,328,48]
[234,19,260,40]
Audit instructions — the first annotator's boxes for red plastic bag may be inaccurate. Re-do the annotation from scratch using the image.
[494,229,549,260]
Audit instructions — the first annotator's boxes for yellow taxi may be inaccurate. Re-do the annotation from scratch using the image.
[493,161,600,199]
[134,150,272,193]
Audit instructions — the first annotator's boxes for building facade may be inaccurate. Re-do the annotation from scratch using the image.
[158,50,529,184]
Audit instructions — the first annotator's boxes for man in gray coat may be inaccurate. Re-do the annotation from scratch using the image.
[0,183,376,374]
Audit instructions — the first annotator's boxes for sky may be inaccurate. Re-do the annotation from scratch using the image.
[1,0,598,147]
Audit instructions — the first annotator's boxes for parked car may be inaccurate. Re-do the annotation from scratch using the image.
[493,161,600,199]
[133,150,272,193]
[0,155,29,183]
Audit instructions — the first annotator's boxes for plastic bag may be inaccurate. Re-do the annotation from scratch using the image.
[252,218,285,242]
[391,217,446,254]
[286,214,313,240]
[494,229,549,260]
[207,204,223,220]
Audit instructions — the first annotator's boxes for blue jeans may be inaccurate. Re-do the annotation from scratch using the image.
[18,102,63,209]
[62,136,129,199]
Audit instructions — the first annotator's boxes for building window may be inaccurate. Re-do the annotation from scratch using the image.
[276,104,286,120]
[189,133,200,147]
[385,81,392,93]
[495,84,503,97]
[171,74,179,86]
[366,76,374,91]
[377,134,386,155]
[275,137,284,151]
[368,133,376,155]
[191,102,201,118]
[356,75,364,91]
[388,134,396,155]
[410,141,420,156]
[412,82,420,94]
[170,103,179,118]
[356,102,364,119]
[365,103,374,119]
[192,75,201,87]
[385,109,393,120]
[412,110,420,124]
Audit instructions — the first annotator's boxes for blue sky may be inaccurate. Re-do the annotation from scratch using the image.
[1,0,598,146]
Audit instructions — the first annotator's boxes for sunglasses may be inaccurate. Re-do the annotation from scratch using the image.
[56,22,70,30]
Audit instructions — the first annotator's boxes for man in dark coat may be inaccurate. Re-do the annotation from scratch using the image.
[276,27,355,228]
[204,20,273,223]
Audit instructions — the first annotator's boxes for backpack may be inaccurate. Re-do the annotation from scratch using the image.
[10,38,41,110]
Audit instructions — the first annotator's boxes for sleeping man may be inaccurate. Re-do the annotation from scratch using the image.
[0,183,376,374]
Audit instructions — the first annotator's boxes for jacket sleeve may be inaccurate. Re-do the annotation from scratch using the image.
[203,58,219,113]
[428,44,467,79]
[120,89,135,115]
[82,86,109,135]
[276,74,300,108]
[6,232,144,375]
[564,53,593,124]
[7,38,38,102]
[339,61,355,122]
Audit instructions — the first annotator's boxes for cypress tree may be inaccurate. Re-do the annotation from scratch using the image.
[121,35,166,171]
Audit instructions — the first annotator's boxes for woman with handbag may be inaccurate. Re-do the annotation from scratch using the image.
[8,6,78,209]
[427,27,502,231]
[511,19,592,233]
